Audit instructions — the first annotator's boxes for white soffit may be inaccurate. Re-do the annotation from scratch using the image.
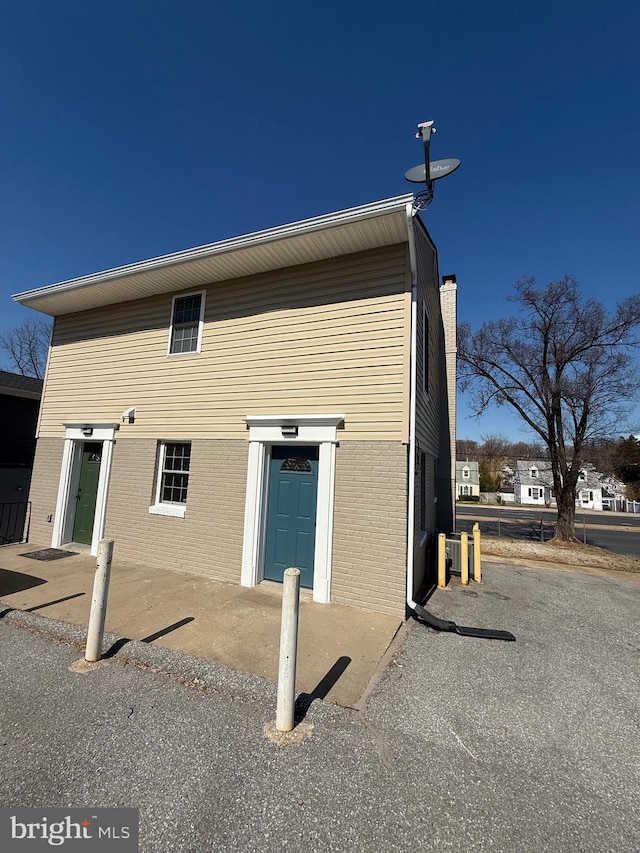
[13,195,413,317]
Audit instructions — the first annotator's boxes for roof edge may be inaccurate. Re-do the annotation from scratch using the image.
[13,195,413,305]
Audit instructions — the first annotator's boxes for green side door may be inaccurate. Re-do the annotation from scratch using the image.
[72,442,102,545]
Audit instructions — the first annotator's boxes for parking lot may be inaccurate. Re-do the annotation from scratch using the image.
[1,559,639,851]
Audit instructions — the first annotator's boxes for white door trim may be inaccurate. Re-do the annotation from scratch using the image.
[52,423,119,556]
[241,414,344,604]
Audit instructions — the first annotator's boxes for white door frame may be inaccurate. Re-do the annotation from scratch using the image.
[52,423,119,556]
[240,414,344,604]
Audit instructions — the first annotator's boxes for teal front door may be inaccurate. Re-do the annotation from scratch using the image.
[264,445,318,588]
[72,442,102,545]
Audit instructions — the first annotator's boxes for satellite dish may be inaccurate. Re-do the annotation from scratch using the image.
[405,158,461,184]
[404,119,461,211]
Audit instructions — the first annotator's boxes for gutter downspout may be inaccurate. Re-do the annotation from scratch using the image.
[405,203,419,612]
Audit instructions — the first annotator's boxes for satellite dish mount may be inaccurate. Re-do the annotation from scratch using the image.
[416,120,436,209]
[404,119,460,212]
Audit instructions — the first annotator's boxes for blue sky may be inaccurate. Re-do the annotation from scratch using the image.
[1,1,638,440]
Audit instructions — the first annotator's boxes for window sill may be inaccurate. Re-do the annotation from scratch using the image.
[148,504,186,518]
[166,350,201,357]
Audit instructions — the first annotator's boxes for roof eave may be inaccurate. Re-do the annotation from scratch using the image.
[13,194,414,317]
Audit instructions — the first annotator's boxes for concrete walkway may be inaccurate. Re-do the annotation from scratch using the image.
[0,542,401,707]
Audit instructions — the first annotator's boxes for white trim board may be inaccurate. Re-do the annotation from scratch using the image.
[52,423,119,556]
[241,414,344,604]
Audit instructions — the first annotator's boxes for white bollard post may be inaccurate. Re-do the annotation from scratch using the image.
[276,567,301,733]
[85,538,114,662]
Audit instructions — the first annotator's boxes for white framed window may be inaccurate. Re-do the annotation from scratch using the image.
[422,303,429,394]
[149,441,191,517]
[530,467,538,478]
[168,291,205,355]
[531,487,540,499]
[463,467,470,479]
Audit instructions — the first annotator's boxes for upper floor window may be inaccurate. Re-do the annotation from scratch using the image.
[530,467,538,478]
[168,291,205,355]
[462,467,470,479]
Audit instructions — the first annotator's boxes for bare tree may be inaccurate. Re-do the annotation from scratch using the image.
[456,438,478,460]
[458,276,640,541]
[479,433,510,487]
[0,318,52,379]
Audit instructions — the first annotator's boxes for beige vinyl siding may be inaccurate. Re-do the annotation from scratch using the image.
[39,246,409,441]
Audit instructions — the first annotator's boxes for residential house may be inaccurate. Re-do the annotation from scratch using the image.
[14,196,457,617]
[601,477,626,512]
[575,465,603,511]
[515,459,610,511]
[456,460,480,499]
[514,460,554,506]
[0,370,43,543]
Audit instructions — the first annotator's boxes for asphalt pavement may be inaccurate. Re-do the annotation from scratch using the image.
[1,562,639,852]
[457,505,640,557]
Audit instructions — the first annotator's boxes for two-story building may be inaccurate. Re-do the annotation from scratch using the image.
[455,460,480,500]
[575,465,603,511]
[14,195,456,617]
[514,460,554,506]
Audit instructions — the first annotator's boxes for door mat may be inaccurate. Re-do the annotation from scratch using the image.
[19,548,79,561]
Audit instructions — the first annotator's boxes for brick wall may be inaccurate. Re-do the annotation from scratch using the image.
[26,436,410,617]
[27,438,64,545]
[104,439,247,582]
[331,441,408,617]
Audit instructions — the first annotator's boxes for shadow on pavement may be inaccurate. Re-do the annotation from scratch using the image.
[295,655,352,720]
[0,568,47,596]
[103,617,196,658]
[25,592,86,612]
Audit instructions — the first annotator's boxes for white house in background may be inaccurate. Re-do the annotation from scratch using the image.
[456,461,480,499]
[515,459,610,510]
[514,460,554,506]
[601,477,627,511]
[575,465,603,511]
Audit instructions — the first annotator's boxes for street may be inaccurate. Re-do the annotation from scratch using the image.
[456,504,640,557]
[1,561,639,852]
